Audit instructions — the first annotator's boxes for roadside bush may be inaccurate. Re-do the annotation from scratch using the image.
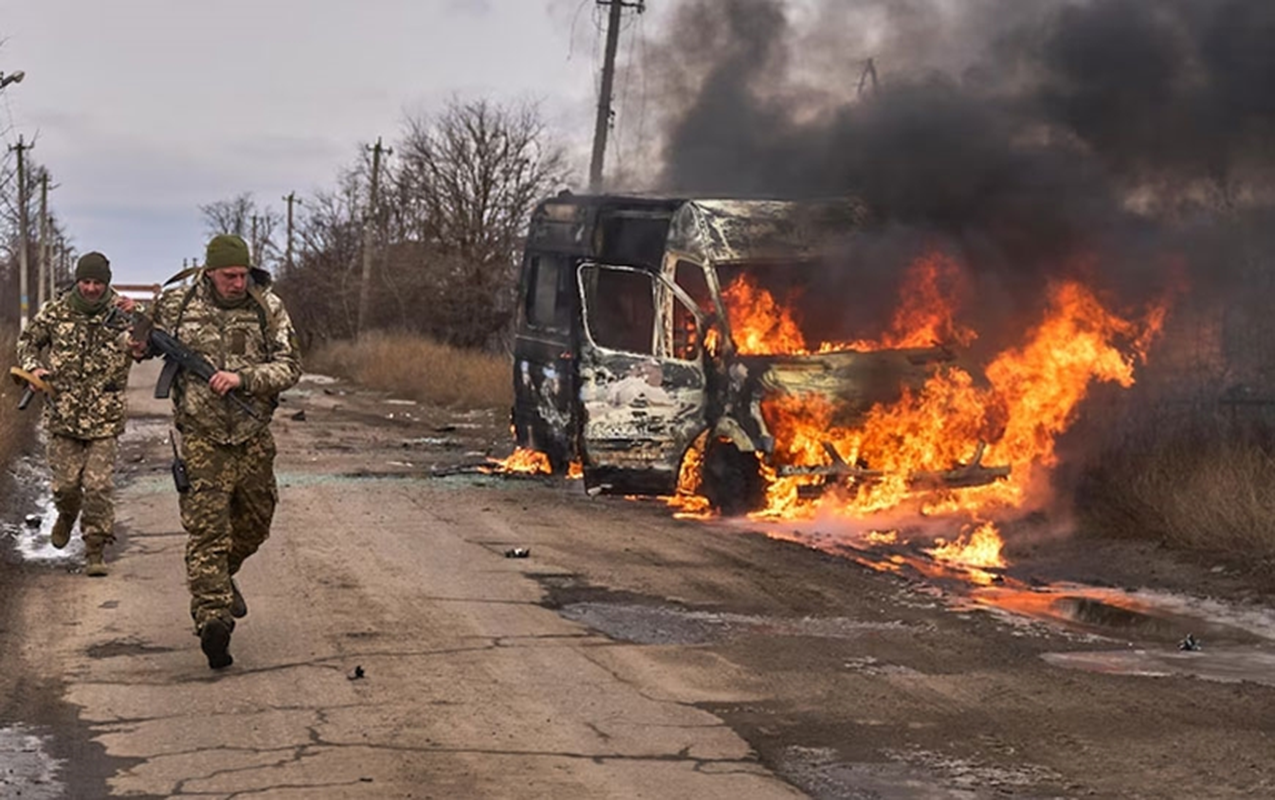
[1076,411,1275,572]
[306,332,512,410]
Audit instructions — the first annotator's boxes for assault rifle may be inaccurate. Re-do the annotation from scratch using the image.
[108,307,261,420]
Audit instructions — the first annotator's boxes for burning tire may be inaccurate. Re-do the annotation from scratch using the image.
[701,440,765,517]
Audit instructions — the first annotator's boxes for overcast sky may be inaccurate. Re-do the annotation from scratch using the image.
[0,0,639,285]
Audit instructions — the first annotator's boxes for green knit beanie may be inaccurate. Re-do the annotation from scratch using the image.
[205,234,252,270]
[75,251,111,283]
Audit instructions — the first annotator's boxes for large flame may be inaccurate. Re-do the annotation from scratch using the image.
[706,250,1168,575]
[760,274,1165,519]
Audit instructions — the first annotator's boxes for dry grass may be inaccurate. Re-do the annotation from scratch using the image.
[307,332,513,410]
[0,326,38,488]
[1077,414,1275,571]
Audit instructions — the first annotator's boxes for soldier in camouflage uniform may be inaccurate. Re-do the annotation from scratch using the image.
[139,234,300,669]
[16,252,136,577]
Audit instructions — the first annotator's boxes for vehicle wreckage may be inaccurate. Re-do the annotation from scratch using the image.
[512,193,1009,514]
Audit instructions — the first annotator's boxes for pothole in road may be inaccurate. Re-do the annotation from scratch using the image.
[0,724,65,800]
[777,744,1066,800]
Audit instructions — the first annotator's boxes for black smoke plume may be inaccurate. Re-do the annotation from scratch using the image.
[638,0,1275,345]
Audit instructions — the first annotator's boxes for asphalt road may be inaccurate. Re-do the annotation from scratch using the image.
[2,360,1274,799]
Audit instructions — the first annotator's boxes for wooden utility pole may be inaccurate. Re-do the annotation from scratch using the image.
[282,191,301,275]
[37,170,49,309]
[10,135,32,328]
[357,137,390,337]
[588,0,644,192]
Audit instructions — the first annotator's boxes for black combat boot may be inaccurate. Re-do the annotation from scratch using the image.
[200,618,234,669]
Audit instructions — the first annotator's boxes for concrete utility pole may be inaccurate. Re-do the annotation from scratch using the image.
[282,191,302,275]
[250,214,260,266]
[588,0,644,192]
[10,135,33,328]
[357,137,390,338]
[37,170,52,309]
[54,235,66,293]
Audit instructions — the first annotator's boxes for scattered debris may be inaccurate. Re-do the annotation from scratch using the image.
[290,410,307,421]
[429,462,493,477]
[403,436,462,449]
[23,514,41,529]
[505,547,530,559]
[1179,633,1202,652]
[348,665,365,680]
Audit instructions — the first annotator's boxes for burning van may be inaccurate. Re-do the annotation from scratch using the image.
[512,193,1009,514]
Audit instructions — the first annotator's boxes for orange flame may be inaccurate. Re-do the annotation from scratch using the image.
[927,521,1005,568]
[684,250,1172,582]
[755,271,1166,521]
[482,447,553,475]
[721,252,976,357]
[665,435,713,518]
[842,251,976,350]
[721,275,808,355]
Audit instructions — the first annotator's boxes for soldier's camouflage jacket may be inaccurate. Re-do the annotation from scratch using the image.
[149,275,301,445]
[16,289,133,439]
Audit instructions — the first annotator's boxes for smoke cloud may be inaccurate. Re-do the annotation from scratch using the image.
[632,0,1275,345]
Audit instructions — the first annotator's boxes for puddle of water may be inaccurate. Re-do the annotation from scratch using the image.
[560,602,906,645]
[0,724,65,800]
[1041,646,1275,687]
[965,583,1275,647]
[0,458,80,566]
[736,518,1275,686]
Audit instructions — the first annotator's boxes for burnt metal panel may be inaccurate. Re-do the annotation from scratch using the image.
[668,198,870,265]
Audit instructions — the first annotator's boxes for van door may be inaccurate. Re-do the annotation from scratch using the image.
[576,263,710,496]
[512,251,578,470]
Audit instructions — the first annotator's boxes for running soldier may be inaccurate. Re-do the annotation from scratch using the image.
[15,252,135,576]
[137,234,300,669]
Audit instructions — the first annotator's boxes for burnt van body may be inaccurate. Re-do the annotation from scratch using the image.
[512,194,1007,513]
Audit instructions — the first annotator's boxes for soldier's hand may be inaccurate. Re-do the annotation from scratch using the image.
[115,295,137,314]
[31,367,51,383]
[209,370,242,396]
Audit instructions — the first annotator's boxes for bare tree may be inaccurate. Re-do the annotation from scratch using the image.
[199,192,282,270]
[388,98,571,346]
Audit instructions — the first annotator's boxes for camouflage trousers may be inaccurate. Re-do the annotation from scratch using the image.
[179,428,278,631]
[47,434,118,555]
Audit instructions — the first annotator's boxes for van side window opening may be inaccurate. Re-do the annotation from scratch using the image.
[583,267,657,355]
[669,260,712,361]
[525,255,572,331]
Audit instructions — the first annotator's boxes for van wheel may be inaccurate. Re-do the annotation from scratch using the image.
[702,442,765,517]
